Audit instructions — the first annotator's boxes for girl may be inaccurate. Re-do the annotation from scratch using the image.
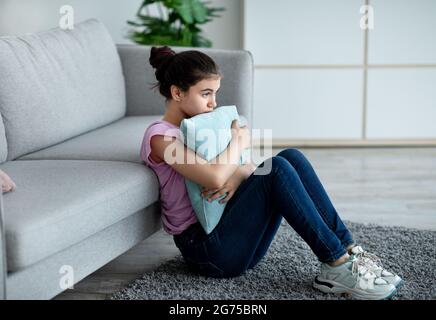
[140,46,402,300]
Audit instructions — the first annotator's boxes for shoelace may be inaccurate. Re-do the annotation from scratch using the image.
[353,247,385,274]
[351,256,377,287]
[360,251,382,265]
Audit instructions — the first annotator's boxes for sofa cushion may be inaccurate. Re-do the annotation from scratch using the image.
[0,19,126,161]
[0,160,159,271]
[18,116,161,164]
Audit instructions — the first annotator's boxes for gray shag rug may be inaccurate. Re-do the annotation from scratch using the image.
[110,221,436,300]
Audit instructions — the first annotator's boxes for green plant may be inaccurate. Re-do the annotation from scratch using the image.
[127,0,225,48]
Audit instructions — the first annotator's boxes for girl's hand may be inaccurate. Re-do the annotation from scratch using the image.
[200,171,244,204]
[0,169,16,193]
[231,120,251,150]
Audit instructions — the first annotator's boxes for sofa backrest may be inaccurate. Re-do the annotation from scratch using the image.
[0,19,126,161]
[117,45,254,128]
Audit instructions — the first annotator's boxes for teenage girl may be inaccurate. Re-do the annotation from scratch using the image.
[140,46,402,300]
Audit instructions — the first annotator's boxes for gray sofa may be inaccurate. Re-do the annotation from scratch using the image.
[0,19,253,299]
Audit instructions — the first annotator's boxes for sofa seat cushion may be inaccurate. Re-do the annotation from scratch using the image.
[1,160,159,271]
[19,116,162,164]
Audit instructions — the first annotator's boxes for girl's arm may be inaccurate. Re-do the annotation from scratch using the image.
[237,161,257,181]
[151,132,246,189]
[152,121,251,189]
[200,159,257,203]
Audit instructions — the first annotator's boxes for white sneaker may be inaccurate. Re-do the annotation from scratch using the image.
[313,255,397,300]
[350,246,403,288]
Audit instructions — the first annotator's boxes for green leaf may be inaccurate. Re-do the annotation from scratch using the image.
[174,0,193,24]
[163,0,182,9]
[127,20,145,27]
[181,27,193,45]
[175,0,208,24]
[191,0,208,23]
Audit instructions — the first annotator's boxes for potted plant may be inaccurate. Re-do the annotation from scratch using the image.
[127,0,225,48]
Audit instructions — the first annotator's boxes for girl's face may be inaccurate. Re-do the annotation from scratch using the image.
[177,76,221,117]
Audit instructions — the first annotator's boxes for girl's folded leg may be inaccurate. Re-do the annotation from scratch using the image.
[204,156,348,277]
[276,148,354,249]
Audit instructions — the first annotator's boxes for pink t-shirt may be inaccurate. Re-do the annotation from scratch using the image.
[140,120,197,235]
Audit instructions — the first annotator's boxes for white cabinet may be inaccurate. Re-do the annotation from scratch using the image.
[253,69,363,139]
[368,0,436,65]
[244,0,436,144]
[244,0,364,65]
[367,69,436,139]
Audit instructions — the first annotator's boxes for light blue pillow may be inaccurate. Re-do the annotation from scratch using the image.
[180,105,250,234]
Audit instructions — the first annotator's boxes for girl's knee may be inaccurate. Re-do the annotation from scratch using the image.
[268,156,302,184]
[259,156,297,180]
[277,147,304,160]
[271,156,294,173]
[271,155,289,167]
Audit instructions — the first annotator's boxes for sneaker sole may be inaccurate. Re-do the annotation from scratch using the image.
[313,276,397,300]
[383,275,403,288]
[394,279,405,289]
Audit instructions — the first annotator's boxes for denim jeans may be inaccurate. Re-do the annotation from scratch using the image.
[173,148,355,278]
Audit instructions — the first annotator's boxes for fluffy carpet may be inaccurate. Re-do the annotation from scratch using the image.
[110,221,435,300]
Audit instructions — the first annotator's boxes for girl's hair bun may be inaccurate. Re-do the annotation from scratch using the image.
[149,46,176,70]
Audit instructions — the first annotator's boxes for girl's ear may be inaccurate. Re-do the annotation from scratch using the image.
[170,85,183,102]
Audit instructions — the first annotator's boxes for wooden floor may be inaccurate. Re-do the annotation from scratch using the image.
[54,147,436,300]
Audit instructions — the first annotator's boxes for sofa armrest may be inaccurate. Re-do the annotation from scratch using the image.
[0,190,6,299]
[116,44,254,127]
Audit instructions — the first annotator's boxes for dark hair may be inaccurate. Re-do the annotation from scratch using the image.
[149,46,221,100]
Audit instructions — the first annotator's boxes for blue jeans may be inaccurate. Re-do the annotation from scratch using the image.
[173,148,355,278]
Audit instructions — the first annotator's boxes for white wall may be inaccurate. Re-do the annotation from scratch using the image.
[0,0,242,49]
